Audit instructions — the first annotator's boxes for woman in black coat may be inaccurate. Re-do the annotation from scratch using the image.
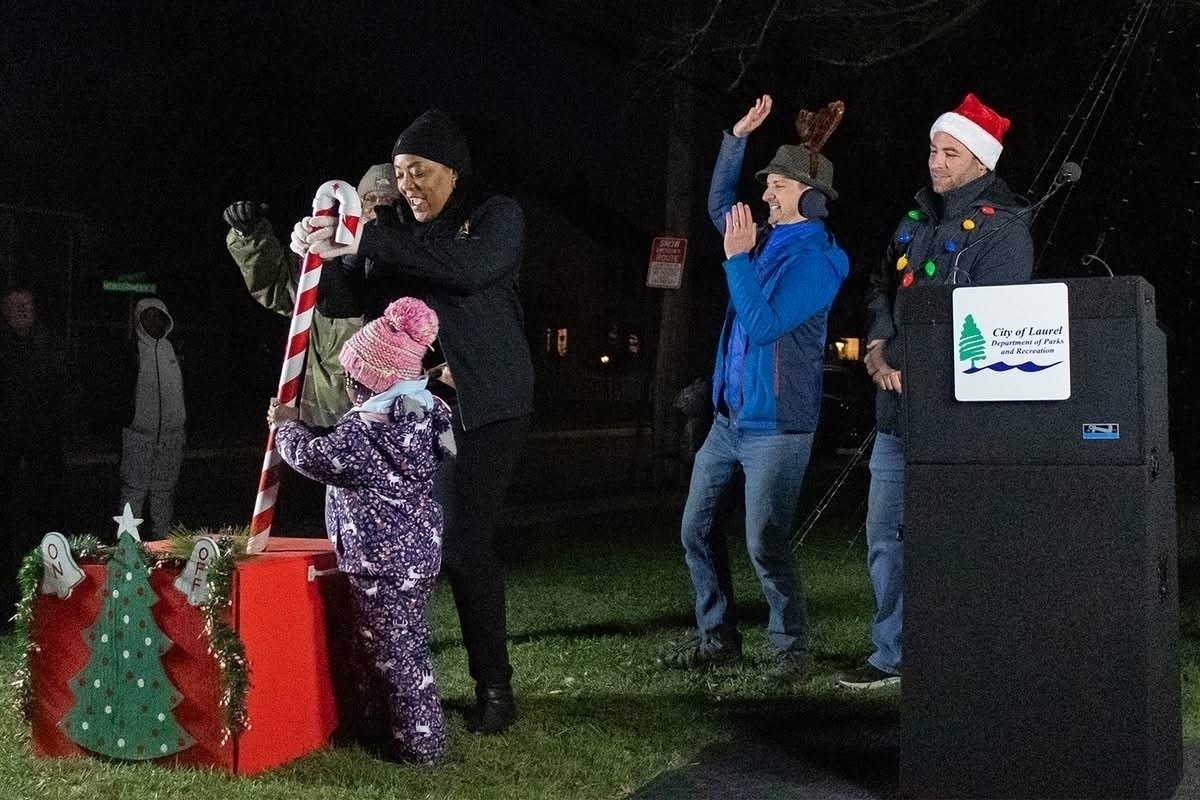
[293,109,533,735]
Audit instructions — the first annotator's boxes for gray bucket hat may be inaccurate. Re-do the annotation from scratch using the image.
[755,144,837,201]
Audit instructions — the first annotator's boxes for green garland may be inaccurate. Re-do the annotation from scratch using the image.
[13,527,253,742]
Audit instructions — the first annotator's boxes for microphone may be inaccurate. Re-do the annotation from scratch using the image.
[1056,161,1082,186]
[947,162,1082,284]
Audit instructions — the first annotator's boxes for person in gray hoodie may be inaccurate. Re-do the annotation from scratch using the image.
[118,297,186,539]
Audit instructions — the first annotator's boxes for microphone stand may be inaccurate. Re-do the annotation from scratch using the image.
[1079,232,1115,277]
[948,165,1080,285]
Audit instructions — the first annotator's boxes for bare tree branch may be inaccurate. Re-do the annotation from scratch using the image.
[643,0,998,90]
[812,1,991,67]
[728,0,783,90]
[772,0,968,21]
[667,0,726,73]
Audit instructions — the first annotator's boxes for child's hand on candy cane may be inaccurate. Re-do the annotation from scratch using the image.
[266,397,298,428]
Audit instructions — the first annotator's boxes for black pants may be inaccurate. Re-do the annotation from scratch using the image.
[442,414,529,688]
[0,438,64,616]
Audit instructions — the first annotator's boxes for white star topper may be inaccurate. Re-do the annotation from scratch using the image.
[112,503,144,540]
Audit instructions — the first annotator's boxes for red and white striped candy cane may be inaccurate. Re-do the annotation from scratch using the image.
[247,180,361,554]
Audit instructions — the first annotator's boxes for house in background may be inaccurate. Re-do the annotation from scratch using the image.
[517,189,658,428]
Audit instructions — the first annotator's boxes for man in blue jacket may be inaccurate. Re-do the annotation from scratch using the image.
[659,95,849,678]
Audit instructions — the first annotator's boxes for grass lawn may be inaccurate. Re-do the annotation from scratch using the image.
[1,476,1197,800]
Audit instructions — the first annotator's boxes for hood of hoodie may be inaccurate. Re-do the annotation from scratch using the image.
[133,297,174,342]
[126,296,185,436]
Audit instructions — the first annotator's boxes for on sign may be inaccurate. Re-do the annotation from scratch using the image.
[646,236,688,289]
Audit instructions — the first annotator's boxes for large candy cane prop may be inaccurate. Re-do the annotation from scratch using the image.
[247,180,361,554]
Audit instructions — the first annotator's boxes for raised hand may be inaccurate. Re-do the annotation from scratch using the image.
[732,95,772,138]
[723,202,757,257]
[223,201,268,235]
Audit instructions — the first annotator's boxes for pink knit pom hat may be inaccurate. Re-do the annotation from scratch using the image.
[340,297,439,393]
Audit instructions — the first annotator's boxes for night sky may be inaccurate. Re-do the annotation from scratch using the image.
[4,1,1198,452]
[3,3,670,303]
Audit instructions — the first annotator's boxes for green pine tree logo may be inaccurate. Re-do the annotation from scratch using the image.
[958,314,987,367]
[61,505,194,760]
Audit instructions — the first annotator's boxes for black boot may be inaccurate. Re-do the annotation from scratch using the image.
[466,684,517,734]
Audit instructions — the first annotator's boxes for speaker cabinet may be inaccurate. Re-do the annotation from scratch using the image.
[898,277,1181,799]
[901,460,1180,799]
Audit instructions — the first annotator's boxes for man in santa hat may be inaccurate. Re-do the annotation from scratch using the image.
[839,93,1034,690]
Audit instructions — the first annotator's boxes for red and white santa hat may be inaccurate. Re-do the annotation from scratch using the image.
[929,93,1011,170]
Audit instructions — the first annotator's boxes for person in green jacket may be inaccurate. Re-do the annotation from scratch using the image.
[223,164,395,427]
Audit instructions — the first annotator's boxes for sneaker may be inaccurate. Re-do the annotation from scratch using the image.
[767,650,811,683]
[656,634,741,670]
[837,662,901,690]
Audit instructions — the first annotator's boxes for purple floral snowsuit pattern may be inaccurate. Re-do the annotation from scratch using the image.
[274,395,453,764]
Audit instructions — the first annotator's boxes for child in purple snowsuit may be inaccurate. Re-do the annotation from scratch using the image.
[269,296,454,764]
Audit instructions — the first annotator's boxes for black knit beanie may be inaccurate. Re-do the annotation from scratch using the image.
[391,109,472,176]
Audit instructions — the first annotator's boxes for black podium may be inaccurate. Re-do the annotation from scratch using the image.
[898,276,1181,799]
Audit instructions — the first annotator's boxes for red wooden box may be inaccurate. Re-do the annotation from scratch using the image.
[29,537,354,775]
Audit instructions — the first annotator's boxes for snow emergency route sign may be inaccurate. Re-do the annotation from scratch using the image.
[646,236,688,289]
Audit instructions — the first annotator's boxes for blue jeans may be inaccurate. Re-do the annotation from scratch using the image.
[680,416,812,653]
[865,431,905,675]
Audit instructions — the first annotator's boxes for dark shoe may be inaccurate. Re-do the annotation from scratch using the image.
[467,684,517,734]
[837,662,901,690]
[655,633,741,671]
[387,742,445,766]
[767,649,811,683]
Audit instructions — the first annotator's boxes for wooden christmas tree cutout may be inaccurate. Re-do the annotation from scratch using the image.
[60,504,195,760]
